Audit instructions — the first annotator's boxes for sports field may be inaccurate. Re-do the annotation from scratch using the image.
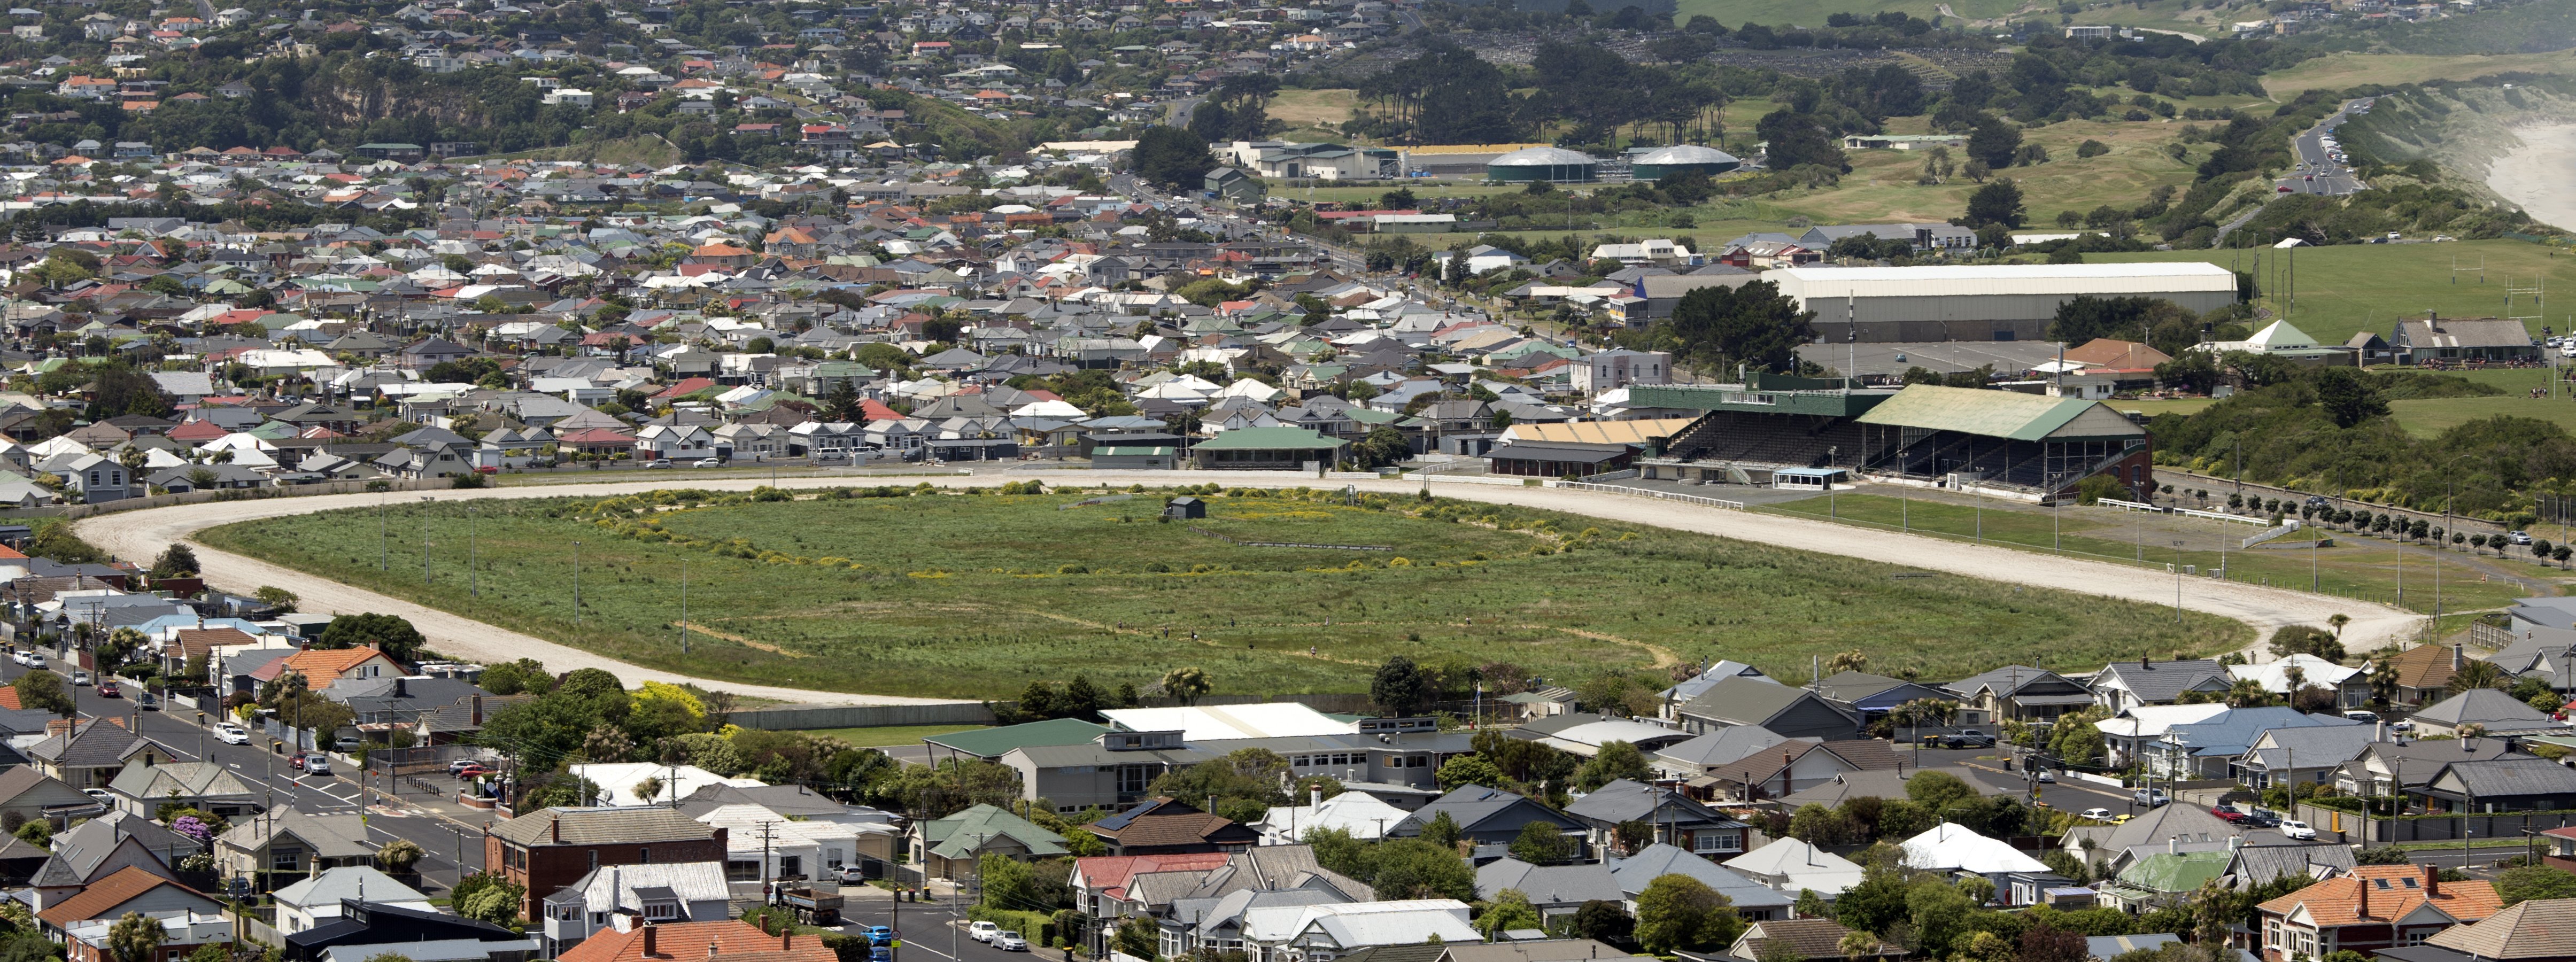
[2085,240,2576,348]
[195,487,2242,697]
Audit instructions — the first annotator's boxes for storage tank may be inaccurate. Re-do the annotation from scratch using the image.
[1486,146,1599,183]
[1631,144,1741,180]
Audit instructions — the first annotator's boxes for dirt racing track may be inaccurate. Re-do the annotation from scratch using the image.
[73,471,2423,706]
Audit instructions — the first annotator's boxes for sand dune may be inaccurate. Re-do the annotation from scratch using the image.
[2489,122,2576,231]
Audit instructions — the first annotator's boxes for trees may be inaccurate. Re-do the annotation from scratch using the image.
[1966,114,2022,169]
[1961,179,2026,230]
[255,586,298,612]
[1372,656,1428,717]
[479,658,555,696]
[2449,658,2509,695]
[2498,866,2576,906]
[12,671,72,717]
[1478,889,1544,938]
[1509,821,1575,865]
[150,545,199,579]
[451,872,526,926]
[1571,900,1636,945]
[1160,666,1212,705]
[2313,367,2389,429]
[1634,874,1742,955]
[1131,126,1215,191]
[1436,754,1508,791]
[1657,279,1817,375]
[2267,626,2345,663]
[1368,839,1478,901]
[376,839,424,874]
[317,613,426,662]
[1754,110,1847,173]
[1574,741,1653,791]
[1355,426,1411,470]
[107,912,165,962]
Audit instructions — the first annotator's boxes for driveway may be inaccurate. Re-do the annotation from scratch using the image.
[76,471,2419,705]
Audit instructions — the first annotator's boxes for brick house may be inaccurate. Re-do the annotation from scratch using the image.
[486,808,728,919]
[2256,864,2500,962]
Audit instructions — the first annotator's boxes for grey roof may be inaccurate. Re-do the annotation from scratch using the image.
[1606,843,1790,907]
[1564,779,1742,828]
[273,866,430,910]
[564,860,731,912]
[216,810,376,861]
[1634,145,1739,166]
[2244,725,2381,772]
[1677,677,1856,729]
[486,806,717,847]
[1656,726,1794,770]
[674,782,890,821]
[2093,659,2231,703]
[2413,688,2557,731]
[1394,785,1576,835]
[2431,756,2576,798]
[2230,843,2354,885]
[31,810,187,887]
[1489,146,1596,167]
[1944,665,2086,700]
[1476,858,1620,906]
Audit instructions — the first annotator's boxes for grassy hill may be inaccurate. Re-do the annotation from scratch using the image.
[2082,239,2576,347]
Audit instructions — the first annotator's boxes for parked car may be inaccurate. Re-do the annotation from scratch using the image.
[862,927,897,947]
[136,692,158,710]
[70,670,90,686]
[95,681,119,698]
[1943,730,1997,749]
[8,651,25,666]
[969,922,1001,943]
[2510,531,2535,545]
[837,866,869,885]
[996,933,1028,952]
[447,758,487,775]
[2135,788,2170,807]
[214,723,250,744]
[2211,805,2248,824]
[643,459,673,469]
[693,458,722,468]
[2246,808,2282,828]
[25,653,42,668]
[2035,769,2056,783]
[2080,808,2114,820]
[81,788,111,804]
[452,764,491,779]
[2280,819,2317,840]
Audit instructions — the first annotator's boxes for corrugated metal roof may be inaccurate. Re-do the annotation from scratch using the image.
[1854,385,2112,441]
[1774,262,2236,300]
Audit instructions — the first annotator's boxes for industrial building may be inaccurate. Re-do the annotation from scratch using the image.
[1612,374,2153,500]
[1399,143,1554,177]
[1772,262,2239,343]
[1630,144,1740,180]
[1486,146,1600,183]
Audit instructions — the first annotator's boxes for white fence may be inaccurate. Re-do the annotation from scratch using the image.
[1557,481,1745,510]
[2179,507,2269,526]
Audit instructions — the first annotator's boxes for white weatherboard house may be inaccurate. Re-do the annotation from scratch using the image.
[273,867,434,934]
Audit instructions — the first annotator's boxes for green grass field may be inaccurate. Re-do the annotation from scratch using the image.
[2113,398,2218,417]
[796,724,989,747]
[2085,241,2576,348]
[2262,52,2576,97]
[2389,395,2576,437]
[1762,493,2539,616]
[195,488,2242,697]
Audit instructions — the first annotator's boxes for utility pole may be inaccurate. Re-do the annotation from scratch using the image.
[760,820,777,905]
[680,560,689,655]
[469,506,478,598]
[573,541,581,626]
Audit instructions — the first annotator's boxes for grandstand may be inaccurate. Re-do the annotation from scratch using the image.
[1623,376,2152,499]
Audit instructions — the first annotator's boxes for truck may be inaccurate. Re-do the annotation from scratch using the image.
[779,885,844,927]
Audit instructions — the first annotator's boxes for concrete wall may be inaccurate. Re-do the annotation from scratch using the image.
[728,693,1376,730]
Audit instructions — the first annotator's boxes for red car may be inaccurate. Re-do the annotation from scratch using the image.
[96,681,120,697]
[452,764,491,779]
[2211,806,2249,823]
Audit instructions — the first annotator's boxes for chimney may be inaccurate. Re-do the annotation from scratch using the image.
[551,816,562,843]
[2142,655,2151,669]
[2454,645,2465,670]
[1311,786,1322,808]
[2227,835,2242,853]
[708,945,720,960]
[473,694,484,727]
[2425,864,2440,897]
[2358,874,2370,919]
[392,677,407,699]
[643,926,659,958]
[2168,835,2179,855]
[782,933,793,951]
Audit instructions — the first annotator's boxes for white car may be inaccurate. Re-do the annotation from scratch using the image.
[996,933,1028,952]
[25,653,42,669]
[969,922,1000,943]
[81,788,111,804]
[6,651,22,666]
[214,723,251,745]
[70,670,89,686]
[693,458,722,468]
[2280,819,2317,840]
[2080,808,2113,820]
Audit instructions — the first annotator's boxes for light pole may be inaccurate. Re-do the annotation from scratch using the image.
[468,506,478,598]
[679,559,689,655]
[2173,540,2186,622]
[2437,453,2476,620]
[572,540,581,626]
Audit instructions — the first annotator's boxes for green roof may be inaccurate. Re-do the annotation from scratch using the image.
[1094,446,1174,456]
[2114,851,2232,894]
[925,718,1109,758]
[922,803,1069,860]
[1190,426,1347,452]
[1854,385,2141,442]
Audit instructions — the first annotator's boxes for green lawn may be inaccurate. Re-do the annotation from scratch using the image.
[1761,493,2535,616]
[796,724,989,747]
[2262,51,2576,97]
[2114,398,2218,417]
[2084,240,2576,348]
[2389,395,2576,438]
[195,487,2244,697]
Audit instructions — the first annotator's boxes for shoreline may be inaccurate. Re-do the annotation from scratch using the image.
[2487,122,2576,231]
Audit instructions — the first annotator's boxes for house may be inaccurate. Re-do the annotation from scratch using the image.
[909,803,1068,881]
[2411,688,2562,737]
[633,424,715,461]
[1241,901,1480,959]
[1945,666,2098,725]
[1731,919,1903,962]
[260,646,404,690]
[2416,757,2576,813]
[1606,843,1795,919]
[63,909,232,962]
[1810,672,1958,730]
[1899,822,2051,879]
[282,900,539,962]
[2099,850,2232,913]
[485,807,731,919]
[1189,426,1348,470]
[2256,865,2500,962]
[1388,785,1585,850]
[1560,778,1748,858]
[1254,789,1414,845]
[555,919,836,962]
[2392,315,2542,365]
[2239,724,2380,793]
[27,813,189,912]
[2336,740,2522,800]
[1086,796,1260,856]
[2231,654,2372,709]
[2425,897,2576,962]
[2145,707,2361,780]
[104,758,263,820]
[1673,677,1860,739]
[1691,739,1900,804]
[0,766,102,828]
[2385,645,2466,708]
[1723,838,1867,899]
[35,865,220,938]
[537,860,734,957]
[272,866,433,933]
[2090,657,2232,713]
[213,809,376,887]
[28,718,168,790]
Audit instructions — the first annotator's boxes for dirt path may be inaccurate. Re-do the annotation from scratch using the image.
[76,471,2420,704]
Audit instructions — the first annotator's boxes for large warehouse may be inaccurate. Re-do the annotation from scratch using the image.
[1772,262,2239,343]
[1619,375,2153,499]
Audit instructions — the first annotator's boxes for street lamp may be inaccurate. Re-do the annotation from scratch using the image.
[572,540,581,627]
[2173,540,2186,622]
[2437,453,2477,620]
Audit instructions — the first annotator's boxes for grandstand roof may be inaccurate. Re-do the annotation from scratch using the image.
[1854,385,2144,442]
[1773,262,2237,300]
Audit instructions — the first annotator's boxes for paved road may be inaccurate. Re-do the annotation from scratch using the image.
[0,656,489,894]
[2279,99,2372,198]
[839,894,1052,962]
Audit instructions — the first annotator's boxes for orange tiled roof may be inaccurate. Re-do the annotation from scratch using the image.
[37,866,202,927]
[2261,864,2501,928]
[558,921,838,962]
[273,646,390,686]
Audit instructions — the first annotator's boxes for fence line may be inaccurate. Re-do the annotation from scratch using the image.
[1556,482,1745,510]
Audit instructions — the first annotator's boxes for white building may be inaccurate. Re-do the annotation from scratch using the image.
[697,803,868,881]
[1771,262,2240,343]
[1724,838,1867,898]
[1569,350,1672,394]
[1239,900,1480,962]
[565,762,763,807]
[1251,789,1412,846]
[273,867,435,934]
